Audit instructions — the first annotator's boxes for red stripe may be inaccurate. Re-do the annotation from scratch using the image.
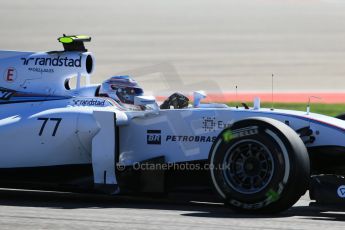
[156,92,345,104]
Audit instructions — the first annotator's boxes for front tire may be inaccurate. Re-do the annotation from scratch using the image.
[209,117,310,214]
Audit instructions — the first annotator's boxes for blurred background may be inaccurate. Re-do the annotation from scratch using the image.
[1,0,345,96]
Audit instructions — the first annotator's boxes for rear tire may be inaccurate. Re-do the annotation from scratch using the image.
[209,117,310,214]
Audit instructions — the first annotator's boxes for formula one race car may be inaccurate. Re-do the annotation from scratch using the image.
[1,35,345,214]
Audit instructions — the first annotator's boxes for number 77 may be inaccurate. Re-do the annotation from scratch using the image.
[37,118,62,136]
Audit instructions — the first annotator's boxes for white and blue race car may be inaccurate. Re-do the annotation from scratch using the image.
[0,35,344,214]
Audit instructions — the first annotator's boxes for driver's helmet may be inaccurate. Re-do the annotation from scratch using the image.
[99,75,143,105]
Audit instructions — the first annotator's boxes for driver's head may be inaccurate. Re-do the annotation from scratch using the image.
[100,75,143,105]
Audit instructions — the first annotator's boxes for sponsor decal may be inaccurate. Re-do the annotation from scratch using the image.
[230,183,285,209]
[146,130,216,145]
[217,120,232,129]
[21,56,82,68]
[28,67,54,73]
[202,116,216,131]
[202,117,232,132]
[232,126,259,138]
[72,99,106,107]
[147,130,161,145]
[337,185,345,198]
[166,135,217,143]
[4,67,17,82]
[0,89,14,100]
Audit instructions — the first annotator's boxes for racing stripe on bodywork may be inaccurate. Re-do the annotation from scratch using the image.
[232,110,345,133]
[0,87,70,104]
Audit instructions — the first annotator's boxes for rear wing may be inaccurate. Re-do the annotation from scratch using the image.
[58,34,91,52]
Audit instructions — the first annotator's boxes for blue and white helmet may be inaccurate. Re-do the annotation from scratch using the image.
[100,75,144,105]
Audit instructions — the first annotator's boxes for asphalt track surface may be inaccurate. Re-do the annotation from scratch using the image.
[0,189,344,230]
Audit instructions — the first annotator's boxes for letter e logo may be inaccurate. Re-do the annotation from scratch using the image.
[4,68,17,82]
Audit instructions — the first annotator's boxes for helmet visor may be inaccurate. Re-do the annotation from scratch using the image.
[111,86,144,104]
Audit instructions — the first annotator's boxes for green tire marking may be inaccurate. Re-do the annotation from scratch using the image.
[266,189,280,203]
[222,130,233,142]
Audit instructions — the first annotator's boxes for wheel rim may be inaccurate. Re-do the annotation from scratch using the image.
[222,139,275,195]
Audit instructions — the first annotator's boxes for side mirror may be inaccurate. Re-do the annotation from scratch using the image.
[253,97,260,110]
[134,95,156,106]
[193,91,207,108]
[134,96,159,113]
